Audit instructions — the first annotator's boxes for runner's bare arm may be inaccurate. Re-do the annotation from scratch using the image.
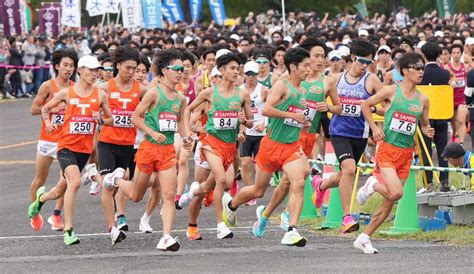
[261,86,269,102]
[324,76,342,115]
[240,89,254,128]
[41,89,68,131]
[383,71,393,86]
[183,87,212,130]
[263,81,304,123]
[132,89,157,135]
[361,86,396,141]
[139,83,147,98]
[98,82,110,94]
[31,81,52,115]
[420,94,434,138]
[177,93,192,140]
[368,74,386,115]
[98,89,114,126]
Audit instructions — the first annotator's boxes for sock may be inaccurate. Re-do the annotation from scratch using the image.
[53,209,61,216]
[188,223,198,227]
[108,226,113,233]
[359,233,370,240]
[117,214,125,219]
[228,201,237,211]
[142,212,149,219]
[175,194,181,201]
[163,234,171,238]
[262,209,269,219]
[288,225,296,232]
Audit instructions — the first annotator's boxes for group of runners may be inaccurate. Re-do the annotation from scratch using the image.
[25,33,472,254]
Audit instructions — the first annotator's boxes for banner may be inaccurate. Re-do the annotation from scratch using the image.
[20,1,33,34]
[105,0,120,13]
[161,4,175,23]
[437,0,456,18]
[122,0,144,29]
[141,0,163,29]
[86,0,106,17]
[163,0,184,22]
[61,0,81,28]
[0,0,23,37]
[39,5,61,38]
[190,0,202,23]
[354,0,368,18]
[208,0,226,26]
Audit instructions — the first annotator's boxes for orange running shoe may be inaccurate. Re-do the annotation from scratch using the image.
[203,190,214,207]
[47,215,65,231]
[186,226,202,241]
[30,214,44,231]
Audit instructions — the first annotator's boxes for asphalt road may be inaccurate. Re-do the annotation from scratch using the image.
[0,98,473,273]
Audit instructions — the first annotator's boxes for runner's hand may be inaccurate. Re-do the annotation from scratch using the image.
[255,123,265,133]
[372,126,385,142]
[92,111,101,123]
[45,121,57,133]
[291,112,306,124]
[149,132,166,143]
[238,132,246,142]
[423,126,435,138]
[238,112,247,124]
[302,119,311,131]
[315,102,328,112]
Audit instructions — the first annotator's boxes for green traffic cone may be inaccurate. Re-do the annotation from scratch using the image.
[321,166,343,228]
[299,176,319,220]
[385,170,421,234]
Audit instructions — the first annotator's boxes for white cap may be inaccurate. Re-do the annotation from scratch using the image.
[434,31,444,38]
[283,36,293,43]
[216,49,232,60]
[466,37,474,45]
[328,50,342,61]
[78,55,103,69]
[210,67,221,77]
[337,45,350,57]
[273,26,282,32]
[183,36,194,44]
[358,29,369,37]
[416,40,427,49]
[230,34,240,41]
[243,61,259,74]
[291,43,299,48]
[325,42,335,50]
[377,45,392,54]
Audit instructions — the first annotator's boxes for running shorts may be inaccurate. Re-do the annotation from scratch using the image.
[200,134,236,171]
[37,140,58,159]
[375,141,414,180]
[135,139,176,174]
[256,135,303,173]
[98,141,134,175]
[239,135,263,158]
[331,135,368,164]
[194,141,210,170]
[299,131,317,157]
[57,148,90,173]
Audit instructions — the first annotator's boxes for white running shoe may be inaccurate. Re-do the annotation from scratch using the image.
[110,226,126,245]
[103,168,125,189]
[216,222,233,239]
[89,181,101,195]
[178,181,200,208]
[139,216,153,233]
[281,228,306,247]
[81,163,99,185]
[156,235,180,252]
[357,176,377,205]
[222,192,237,227]
[353,233,378,254]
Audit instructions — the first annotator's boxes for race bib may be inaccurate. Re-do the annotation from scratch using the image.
[284,105,304,128]
[389,111,416,135]
[304,100,318,121]
[159,112,178,132]
[454,79,466,88]
[340,97,361,117]
[213,111,238,130]
[70,116,94,134]
[51,113,65,126]
[112,109,133,128]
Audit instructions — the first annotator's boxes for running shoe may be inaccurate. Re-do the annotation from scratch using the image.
[89,181,101,195]
[81,163,98,185]
[252,205,268,238]
[280,210,290,231]
[157,235,180,252]
[311,163,322,175]
[341,214,359,233]
[178,181,200,208]
[175,194,182,210]
[139,216,153,233]
[30,214,44,231]
[186,226,203,241]
[110,226,126,245]
[353,233,378,254]
[203,190,214,207]
[63,228,80,245]
[47,215,65,231]
[311,175,325,208]
[281,228,306,247]
[229,179,239,197]
[217,222,233,239]
[362,167,374,176]
[117,215,129,231]
[222,192,237,227]
[245,199,257,206]
[103,168,125,189]
[357,176,377,205]
[28,186,45,219]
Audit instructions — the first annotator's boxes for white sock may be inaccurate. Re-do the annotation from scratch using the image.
[142,212,149,220]
[359,233,370,240]
[163,234,171,238]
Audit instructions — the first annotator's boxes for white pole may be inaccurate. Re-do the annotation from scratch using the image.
[116,3,122,25]
[281,0,286,35]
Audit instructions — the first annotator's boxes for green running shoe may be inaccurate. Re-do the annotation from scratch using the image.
[28,186,45,218]
[64,228,80,245]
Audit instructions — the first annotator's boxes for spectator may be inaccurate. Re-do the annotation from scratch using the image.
[7,37,25,98]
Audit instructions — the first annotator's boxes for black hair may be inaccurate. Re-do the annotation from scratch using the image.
[108,41,119,49]
[154,49,182,77]
[451,44,464,54]
[272,46,287,57]
[391,48,407,59]
[399,37,414,49]
[284,47,310,73]
[113,45,140,66]
[129,41,140,49]
[52,48,78,75]
[202,48,217,60]
[98,52,112,63]
[181,50,197,66]
[216,52,242,68]
[235,52,248,64]
[91,43,108,54]
[201,36,214,44]
[350,38,377,58]
[397,52,425,76]
[138,55,151,72]
[253,48,272,60]
[299,37,328,56]
[421,42,441,62]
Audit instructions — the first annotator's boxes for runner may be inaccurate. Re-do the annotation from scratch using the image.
[102,49,192,251]
[448,44,468,144]
[196,48,216,89]
[252,38,342,237]
[222,47,312,246]
[312,39,384,233]
[179,52,254,239]
[356,52,434,254]
[28,55,113,245]
[254,49,273,89]
[29,48,77,231]
[98,46,146,243]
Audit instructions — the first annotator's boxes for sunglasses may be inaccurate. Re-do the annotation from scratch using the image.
[409,64,424,71]
[256,59,270,64]
[166,65,184,73]
[355,56,374,65]
[102,66,114,72]
[245,71,258,77]
[330,57,341,62]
